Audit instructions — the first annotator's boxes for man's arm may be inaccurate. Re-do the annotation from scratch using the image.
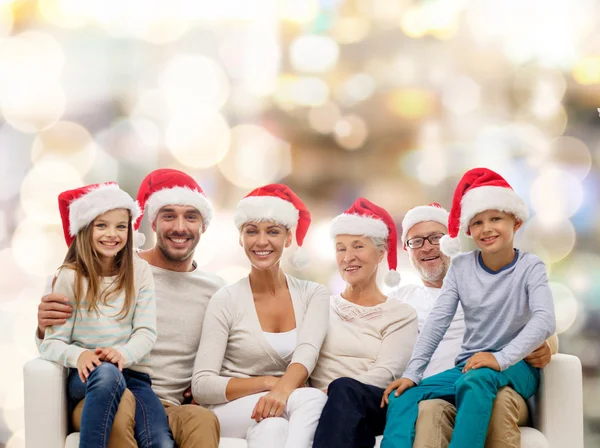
[37,293,73,339]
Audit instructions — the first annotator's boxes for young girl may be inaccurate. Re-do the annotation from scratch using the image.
[39,182,174,448]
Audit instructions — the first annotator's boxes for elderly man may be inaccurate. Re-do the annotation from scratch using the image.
[36,169,225,448]
[391,202,557,448]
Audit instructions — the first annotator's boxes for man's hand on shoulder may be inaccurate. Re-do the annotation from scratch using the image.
[524,341,552,369]
[37,293,73,339]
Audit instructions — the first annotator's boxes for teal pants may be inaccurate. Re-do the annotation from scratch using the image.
[382,360,539,448]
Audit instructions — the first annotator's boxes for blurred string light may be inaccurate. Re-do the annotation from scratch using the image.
[194,214,239,268]
[442,76,480,115]
[38,0,91,29]
[333,115,368,151]
[399,1,461,40]
[166,110,230,169]
[386,88,435,120]
[337,73,376,107]
[517,217,576,264]
[330,16,371,44]
[550,282,578,334]
[466,0,593,67]
[0,31,66,132]
[20,161,82,225]
[11,219,66,277]
[96,118,160,168]
[308,101,340,134]
[274,75,330,108]
[529,166,584,225]
[290,35,339,73]
[219,125,291,188]
[0,2,12,36]
[572,55,600,85]
[31,121,98,177]
[548,136,592,180]
[160,55,230,114]
[278,0,320,24]
[0,125,32,201]
[415,122,447,186]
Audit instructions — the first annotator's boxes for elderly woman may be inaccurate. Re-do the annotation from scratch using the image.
[311,198,419,448]
[191,184,329,448]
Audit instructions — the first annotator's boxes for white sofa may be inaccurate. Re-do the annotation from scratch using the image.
[24,354,583,448]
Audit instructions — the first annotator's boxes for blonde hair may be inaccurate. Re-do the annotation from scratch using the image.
[59,211,135,320]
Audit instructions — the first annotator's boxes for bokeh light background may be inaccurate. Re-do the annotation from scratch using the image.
[1,0,600,446]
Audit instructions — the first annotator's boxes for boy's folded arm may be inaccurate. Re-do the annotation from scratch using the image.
[494,261,556,370]
[402,268,460,384]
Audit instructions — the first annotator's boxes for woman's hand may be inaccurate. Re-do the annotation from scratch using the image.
[380,378,416,408]
[95,347,125,371]
[462,352,500,373]
[77,350,102,382]
[251,388,291,422]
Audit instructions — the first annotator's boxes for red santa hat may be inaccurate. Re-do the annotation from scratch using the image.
[135,169,213,246]
[58,182,141,247]
[233,184,311,269]
[401,202,449,250]
[330,197,401,287]
[440,167,529,257]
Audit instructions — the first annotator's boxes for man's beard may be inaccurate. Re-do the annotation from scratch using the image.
[410,255,449,284]
[156,232,198,262]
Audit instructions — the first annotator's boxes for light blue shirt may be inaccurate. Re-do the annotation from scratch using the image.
[403,249,556,384]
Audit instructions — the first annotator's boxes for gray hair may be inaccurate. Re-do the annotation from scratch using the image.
[370,236,388,252]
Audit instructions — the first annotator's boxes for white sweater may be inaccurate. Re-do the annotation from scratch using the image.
[390,283,465,378]
[192,275,330,405]
[310,295,418,390]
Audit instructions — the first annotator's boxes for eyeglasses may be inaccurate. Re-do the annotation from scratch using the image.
[406,233,445,249]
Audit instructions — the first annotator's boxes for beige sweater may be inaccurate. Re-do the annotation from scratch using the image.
[310,294,418,390]
[192,275,330,405]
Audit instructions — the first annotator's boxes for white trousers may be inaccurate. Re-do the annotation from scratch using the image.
[211,388,327,448]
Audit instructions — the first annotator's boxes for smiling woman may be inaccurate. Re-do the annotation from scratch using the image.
[192,183,330,448]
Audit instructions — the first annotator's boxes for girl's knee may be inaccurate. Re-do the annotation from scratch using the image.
[88,362,124,387]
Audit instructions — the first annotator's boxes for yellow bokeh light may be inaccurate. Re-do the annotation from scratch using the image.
[275,76,330,108]
[572,56,600,85]
[386,88,436,120]
[517,217,576,264]
[400,7,428,39]
[529,167,583,225]
[31,121,97,177]
[38,0,91,29]
[308,101,341,134]
[334,115,369,151]
[0,3,12,37]
[165,110,231,169]
[160,55,230,113]
[279,0,319,24]
[12,219,67,277]
[20,161,82,225]
[219,125,292,188]
[549,136,592,180]
[290,35,340,74]
[549,282,578,334]
[2,83,66,133]
[330,17,371,44]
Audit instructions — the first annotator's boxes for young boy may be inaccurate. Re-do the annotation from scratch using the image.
[380,167,556,448]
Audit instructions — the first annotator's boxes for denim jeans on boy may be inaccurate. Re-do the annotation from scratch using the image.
[68,362,174,448]
[381,360,539,448]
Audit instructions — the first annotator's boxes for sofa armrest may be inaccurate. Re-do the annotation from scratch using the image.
[24,358,69,448]
[535,353,583,448]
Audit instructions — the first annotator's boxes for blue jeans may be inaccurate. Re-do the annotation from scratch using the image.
[314,377,387,448]
[382,360,539,448]
[68,363,174,448]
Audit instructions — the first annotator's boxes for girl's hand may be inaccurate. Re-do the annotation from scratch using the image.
[251,389,290,422]
[77,350,102,382]
[381,378,416,408]
[95,347,125,371]
[462,352,500,373]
